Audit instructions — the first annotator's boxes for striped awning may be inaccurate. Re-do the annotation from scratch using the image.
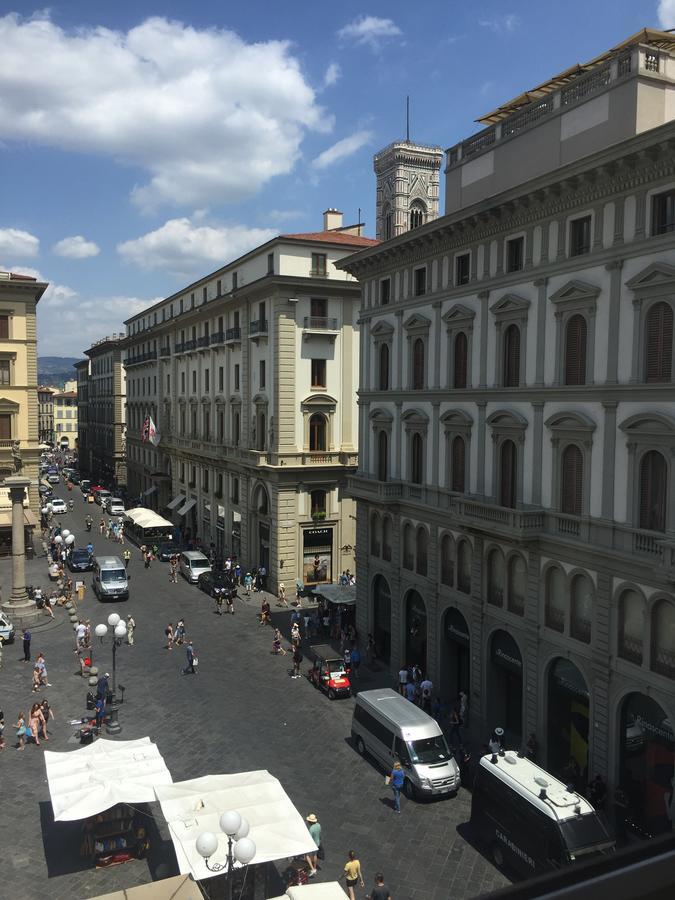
[166,494,185,510]
[177,498,196,517]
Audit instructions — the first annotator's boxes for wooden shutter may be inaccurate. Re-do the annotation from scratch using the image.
[640,450,667,532]
[0,317,8,339]
[561,444,583,515]
[565,314,587,385]
[500,439,517,508]
[0,414,10,440]
[645,302,674,383]
[454,332,468,388]
[503,324,520,387]
[451,435,465,492]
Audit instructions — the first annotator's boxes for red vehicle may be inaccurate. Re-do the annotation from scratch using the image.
[308,644,351,700]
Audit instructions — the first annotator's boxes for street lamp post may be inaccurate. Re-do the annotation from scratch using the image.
[94,612,127,735]
[196,810,256,900]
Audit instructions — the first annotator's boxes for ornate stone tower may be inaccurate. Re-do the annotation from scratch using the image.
[374,140,444,241]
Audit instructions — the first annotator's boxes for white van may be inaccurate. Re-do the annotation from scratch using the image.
[351,688,460,799]
[92,555,129,601]
[179,550,212,584]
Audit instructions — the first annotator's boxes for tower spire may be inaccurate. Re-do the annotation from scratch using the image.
[406,95,410,143]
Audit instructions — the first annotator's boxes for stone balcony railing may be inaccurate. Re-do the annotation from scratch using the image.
[161,434,358,470]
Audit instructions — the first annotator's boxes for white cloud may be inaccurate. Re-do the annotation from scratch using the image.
[478,14,520,33]
[0,227,39,258]
[52,235,100,259]
[117,215,276,277]
[323,62,341,87]
[658,0,675,27]
[0,13,329,211]
[311,130,374,170]
[337,16,402,50]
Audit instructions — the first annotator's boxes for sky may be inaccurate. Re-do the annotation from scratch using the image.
[0,0,670,356]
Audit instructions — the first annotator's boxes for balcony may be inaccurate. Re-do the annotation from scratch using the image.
[249,320,268,340]
[197,336,210,349]
[210,331,225,346]
[124,350,158,367]
[302,316,339,340]
[174,342,185,354]
[225,327,241,344]
[159,345,171,358]
[184,339,196,352]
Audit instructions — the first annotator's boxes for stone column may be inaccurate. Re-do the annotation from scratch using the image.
[1,477,38,627]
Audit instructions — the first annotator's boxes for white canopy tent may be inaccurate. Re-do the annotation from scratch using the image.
[270,884,348,900]
[154,770,317,882]
[124,508,174,530]
[45,737,173,821]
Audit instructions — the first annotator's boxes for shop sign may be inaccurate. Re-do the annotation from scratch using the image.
[491,631,522,673]
[445,608,470,646]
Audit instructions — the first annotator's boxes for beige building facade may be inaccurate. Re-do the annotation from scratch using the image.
[124,211,375,590]
[340,30,675,837]
[53,379,78,450]
[38,385,55,444]
[78,337,126,486]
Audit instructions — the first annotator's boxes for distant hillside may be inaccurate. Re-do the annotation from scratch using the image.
[38,356,80,388]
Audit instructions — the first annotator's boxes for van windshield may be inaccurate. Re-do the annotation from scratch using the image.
[559,814,611,854]
[101,569,126,583]
[407,735,452,764]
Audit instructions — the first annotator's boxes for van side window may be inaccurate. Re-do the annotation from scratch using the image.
[354,705,394,749]
[394,737,411,764]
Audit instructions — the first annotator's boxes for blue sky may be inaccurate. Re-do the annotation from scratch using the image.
[0,0,668,355]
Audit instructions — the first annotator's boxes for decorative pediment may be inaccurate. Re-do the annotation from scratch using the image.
[401,407,429,427]
[619,412,675,435]
[370,319,395,339]
[229,395,242,406]
[440,409,473,428]
[490,293,530,316]
[486,409,529,429]
[545,411,596,433]
[301,393,337,409]
[442,303,476,326]
[626,262,675,295]
[403,313,431,332]
[549,279,601,305]
[369,407,394,425]
[252,393,268,407]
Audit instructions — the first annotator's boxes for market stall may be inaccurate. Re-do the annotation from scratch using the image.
[88,874,202,900]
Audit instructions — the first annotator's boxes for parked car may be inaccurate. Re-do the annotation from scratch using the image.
[308,644,352,700]
[179,550,212,584]
[68,548,93,572]
[158,540,180,561]
[105,497,125,516]
[197,570,237,598]
[94,488,112,506]
[0,610,15,643]
[69,472,81,485]
[80,479,92,495]
[47,473,60,484]
[39,484,53,499]
[50,498,67,514]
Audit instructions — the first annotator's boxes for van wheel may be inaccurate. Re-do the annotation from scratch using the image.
[355,736,366,756]
[492,843,505,869]
[404,779,416,800]
[328,688,336,700]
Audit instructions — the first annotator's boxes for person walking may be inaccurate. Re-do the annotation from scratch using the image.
[244,572,253,595]
[96,672,110,702]
[388,761,405,814]
[174,619,186,645]
[259,599,271,625]
[40,699,54,739]
[342,850,364,900]
[420,676,433,713]
[144,548,152,569]
[29,703,45,746]
[351,645,361,679]
[398,665,408,697]
[277,581,287,607]
[15,710,27,750]
[169,555,179,583]
[123,548,131,569]
[183,641,197,675]
[448,707,463,746]
[291,644,303,678]
[165,623,174,650]
[368,873,392,900]
[22,627,31,663]
[272,628,286,655]
[305,813,321,877]
[126,615,135,645]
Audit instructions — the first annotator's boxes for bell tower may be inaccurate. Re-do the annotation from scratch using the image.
[374,140,443,241]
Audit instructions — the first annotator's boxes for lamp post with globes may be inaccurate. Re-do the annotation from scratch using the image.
[94,612,127,735]
[196,810,256,900]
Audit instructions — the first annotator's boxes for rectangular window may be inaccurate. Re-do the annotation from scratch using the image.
[414,267,427,296]
[203,468,209,491]
[311,297,327,318]
[259,301,266,323]
[234,364,240,391]
[233,310,240,329]
[380,278,391,305]
[190,465,196,487]
[218,411,224,442]
[0,360,10,385]
[259,360,266,388]
[232,272,238,290]
[311,358,326,388]
[180,462,185,483]
[267,253,274,274]
[192,370,197,393]
[204,369,210,392]
[218,366,224,392]
[217,279,222,296]
[570,216,592,257]
[153,375,157,393]
[181,372,185,393]
[506,237,524,273]
[0,316,9,339]
[216,473,223,497]
[456,253,470,286]
[202,286,207,303]
[218,315,224,333]
[652,189,675,236]
[311,253,327,276]
[166,373,170,393]
[233,411,240,445]
[232,476,239,504]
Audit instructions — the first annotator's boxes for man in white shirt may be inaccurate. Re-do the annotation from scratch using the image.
[420,677,433,713]
[76,620,87,649]
[398,666,408,696]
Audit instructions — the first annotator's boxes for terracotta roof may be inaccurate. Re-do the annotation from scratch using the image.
[7,272,37,281]
[280,230,379,247]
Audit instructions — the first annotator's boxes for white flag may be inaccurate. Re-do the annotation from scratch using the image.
[148,416,160,446]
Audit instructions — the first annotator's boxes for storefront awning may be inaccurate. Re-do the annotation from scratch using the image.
[310,584,356,605]
[0,509,38,527]
[88,875,201,900]
[166,494,185,510]
[270,885,349,900]
[177,498,196,517]
[142,485,158,497]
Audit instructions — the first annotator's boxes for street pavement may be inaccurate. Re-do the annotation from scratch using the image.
[0,488,509,900]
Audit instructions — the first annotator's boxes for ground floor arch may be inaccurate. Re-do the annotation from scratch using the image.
[440,607,470,706]
[546,657,590,789]
[372,574,391,664]
[488,629,522,747]
[405,589,427,672]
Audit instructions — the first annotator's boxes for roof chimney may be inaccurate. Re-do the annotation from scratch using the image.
[323,208,343,232]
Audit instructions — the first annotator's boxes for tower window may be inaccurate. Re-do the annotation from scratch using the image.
[409,203,425,230]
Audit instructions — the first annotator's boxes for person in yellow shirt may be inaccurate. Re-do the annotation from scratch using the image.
[342,849,364,900]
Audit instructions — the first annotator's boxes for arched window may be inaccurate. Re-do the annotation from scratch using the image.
[370,511,381,557]
[412,339,425,390]
[409,203,425,230]
[645,301,673,382]
[377,430,388,482]
[545,567,566,632]
[379,344,389,391]
[508,555,527,615]
[457,540,472,594]
[618,589,644,665]
[651,598,675,679]
[570,573,593,643]
[487,548,505,607]
[383,204,393,241]
[402,523,414,570]
[454,332,468,388]
[500,439,517,508]
[382,516,393,562]
[310,489,326,517]
[451,435,466,493]
[255,485,269,515]
[564,314,588,385]
[639,449,667,532]
[416,527,428,576]
[503,323,521,387]
[561,444,583,515]
[440,534,454,586]
[309,413,326,451]
[410,433,424,484]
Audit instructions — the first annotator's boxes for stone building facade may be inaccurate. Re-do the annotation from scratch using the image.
[79,336,126,487]
[374,140,443,240]
[38,385,55,444]
[340,31,675,837]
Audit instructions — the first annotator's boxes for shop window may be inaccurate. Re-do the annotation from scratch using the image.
[503,324,521,387]
[309,414,327,452]
[570,574,593,643]
[379,344,390,390]
[651,599,675,679]
[457,540,472,594]
[451,435,466,493]
[570,215,591,257]
[499,439,518,508]
[310,489,326,518]
[416,527,428,576]
[402,523,414,570]
[564,314,588,385]
[454,332,468,388]
[412,338,425,389]
[639,450,667,532]
[652,189,675,236]
[545,567,566,632]
[370,511,381,556]
[644,301,673,382]
[382,516,393,562]
[440,534,454,586]
[377,431,388,482]
[618,589,645,665]
[508,555,526,616]
[561,444,583,515]
[410,433,424,484]
[487,548,505,607]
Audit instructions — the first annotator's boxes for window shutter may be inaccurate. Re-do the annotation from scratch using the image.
[564,314,587,385]
[454,332,468,388]
[645,302,673,383]
[378,431,388,481]
[639,450,667,531]
[413,339,425,389]
[561,444,583,515]
[451,435,465,492]
[379,344,389,390]
[503,324,520,387]
[0,414,10,440]
[500,439,517,508]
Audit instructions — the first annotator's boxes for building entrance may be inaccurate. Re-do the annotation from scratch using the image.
[489,630,522,747]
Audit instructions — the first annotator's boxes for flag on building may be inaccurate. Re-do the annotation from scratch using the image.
[141,415,160,446]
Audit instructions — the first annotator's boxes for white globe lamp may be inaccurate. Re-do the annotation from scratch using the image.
[108,612,120,628]
[196,831,218,860]
[220,811,242,837]
[95,623,107,638]
[233,837,256,865]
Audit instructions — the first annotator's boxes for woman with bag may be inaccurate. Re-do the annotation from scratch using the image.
[15,710,27,750]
